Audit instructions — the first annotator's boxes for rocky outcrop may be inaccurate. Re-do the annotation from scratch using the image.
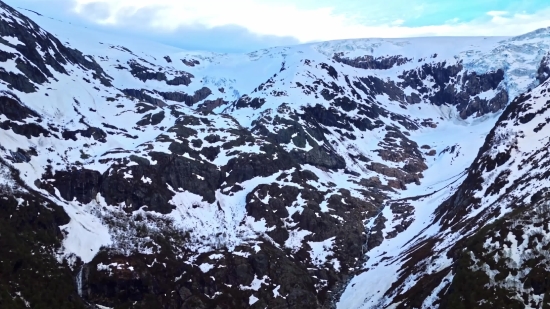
[398,62,507,118]
[537,52,550,84]
[121,88,165,106]
[0,2,112,88]
[39,151,222,214]
[158,87,212,106]
[234,95,266,109]
[182,58,200,67]
[127,59,193,86]
[333,53,412,70]
[368,162,421,189]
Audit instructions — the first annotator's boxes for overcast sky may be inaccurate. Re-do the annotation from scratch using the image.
[6,0,550,53]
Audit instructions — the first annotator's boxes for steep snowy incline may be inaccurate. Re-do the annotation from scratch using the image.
[338,72,550,308]
[1,2,550,308]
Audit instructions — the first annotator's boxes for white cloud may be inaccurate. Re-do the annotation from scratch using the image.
[487,11,509,17]
[71,0,550,43]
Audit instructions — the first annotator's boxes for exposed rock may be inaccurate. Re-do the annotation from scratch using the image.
[235,95,266,109]
[333,53,412,70]
[368,162,421,188]
[182,58,200,67]
[537,52,550,84]
[398,62,507,118]
[127,59,193,86]
[158,87,212,106]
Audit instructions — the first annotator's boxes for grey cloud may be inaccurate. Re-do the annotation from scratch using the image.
[4,0,301,53]
[79,1,110,21]
[113,23,301,53]
[88,4,301,52]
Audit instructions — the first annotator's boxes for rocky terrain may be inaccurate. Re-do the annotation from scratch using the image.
[1,1,550,308]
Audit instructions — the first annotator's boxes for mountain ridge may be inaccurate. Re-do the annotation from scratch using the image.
[1,2,550,308]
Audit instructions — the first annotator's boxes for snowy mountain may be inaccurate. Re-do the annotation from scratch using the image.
[1,1,550,308]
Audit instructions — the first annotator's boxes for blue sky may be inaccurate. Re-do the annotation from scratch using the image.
[6,0,550,52]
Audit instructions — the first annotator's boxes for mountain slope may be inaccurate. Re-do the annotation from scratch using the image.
[337,66,550,309]
[1,1,550,308]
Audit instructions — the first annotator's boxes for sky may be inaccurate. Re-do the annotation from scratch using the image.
[6,0,550,53]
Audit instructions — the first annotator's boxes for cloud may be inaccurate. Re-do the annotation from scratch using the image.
[120,23,300,53]
[487,11,509,17]
[71,0,550,41]
[71,0,352,42]
[7,0,550,53]
[72,1,300,52]
[79,1,110,21]
[7,0,299,52]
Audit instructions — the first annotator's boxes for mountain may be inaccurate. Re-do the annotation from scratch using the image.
[1,1,550,308]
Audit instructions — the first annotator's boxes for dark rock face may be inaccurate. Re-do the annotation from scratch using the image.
[0,2,112,89]
[0,182,86,308]
[333,53,412,70]
[182,58,200,67]
[235,95,266,109]
[292,146,346,170]
[0,93,39,121]
[0,93,51,138]
[127,59,193,86]
[0,67,37,92]
[398,62,507,118]
[122,88,165,106]
[357,76,406,102]
[62,127,107,142]
[46,168,102,204]
[81,242,324,309]
[39,151,223,214]
[123,87,212,107]
[196,98,228,112]
[158,87,212,106]
[302,104,354,131]
[368,162,421,189]
[537,52,550,84]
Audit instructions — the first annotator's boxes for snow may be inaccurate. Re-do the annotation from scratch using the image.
[56,195,112,264]
[272,285,283,298]
[249,295,259,305]
[285,229,312,252]
[335,117,494,308]
[209,253,224,260]
[250,275,268,290]
[2,35,24,46]
[199,263,215,273]
[308,237,338,270]
[1,6,550,307]
[97,262,135,276]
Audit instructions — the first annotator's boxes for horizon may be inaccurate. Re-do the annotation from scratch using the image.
[5,0,550,53]
[11,5,549,57]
